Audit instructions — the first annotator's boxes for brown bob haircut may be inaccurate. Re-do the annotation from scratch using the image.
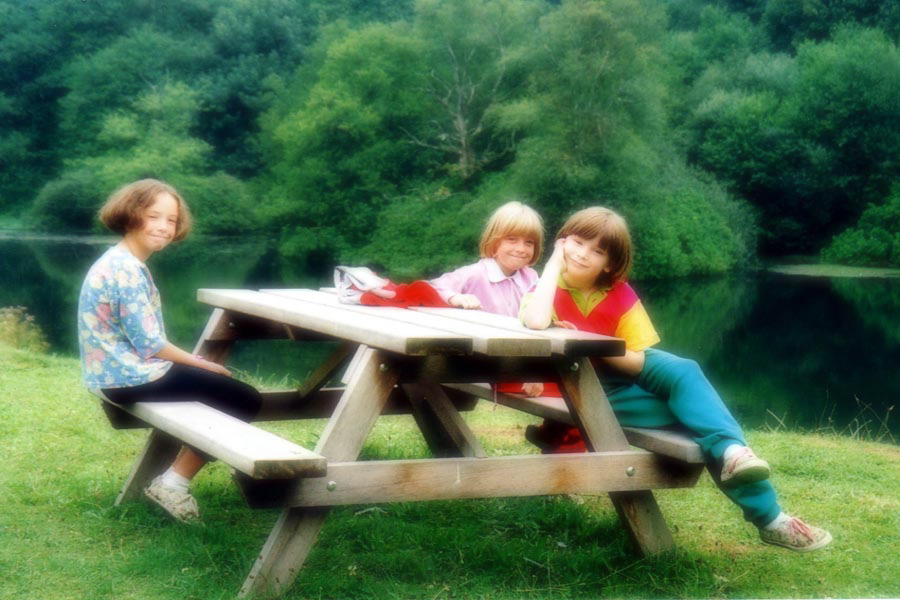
[479,200,544,265]
[99,179,192,241]
[557,206,632,285]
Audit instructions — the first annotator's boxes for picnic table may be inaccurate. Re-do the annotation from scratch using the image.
[99,288,705,598]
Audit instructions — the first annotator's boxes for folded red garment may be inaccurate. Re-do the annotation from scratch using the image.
[360,280,451,308]
[494,382,562,396]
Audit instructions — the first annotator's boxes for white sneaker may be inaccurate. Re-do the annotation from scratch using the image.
[144,476,200,522]
[721,446,770,487]
[760,516,832,552]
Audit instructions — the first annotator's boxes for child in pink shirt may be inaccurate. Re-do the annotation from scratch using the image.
[431,200,545,396]
[430,201,543,318]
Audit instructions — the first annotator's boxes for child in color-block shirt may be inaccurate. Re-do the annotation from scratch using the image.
[521,206,832,553]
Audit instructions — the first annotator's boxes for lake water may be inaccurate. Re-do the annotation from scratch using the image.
[3,234,899,439]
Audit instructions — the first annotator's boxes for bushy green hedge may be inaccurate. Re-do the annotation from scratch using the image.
[822,192,900,266]
[25,173,104,233]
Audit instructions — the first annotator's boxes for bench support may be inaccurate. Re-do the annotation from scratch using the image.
[404,383,486,459]
[240,451,700,508]
[116,429,181,505]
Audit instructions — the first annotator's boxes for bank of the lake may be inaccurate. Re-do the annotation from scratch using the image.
[1,343,898,599]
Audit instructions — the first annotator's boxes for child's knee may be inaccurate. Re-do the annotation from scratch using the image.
[668,355,703,380]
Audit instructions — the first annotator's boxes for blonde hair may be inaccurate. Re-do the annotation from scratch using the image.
[99,179,193,241]
[479,201,544,265]
[557,206,632,285]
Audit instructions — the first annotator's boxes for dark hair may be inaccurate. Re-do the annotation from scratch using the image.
[99,179,192,240]
[557,206,632,285]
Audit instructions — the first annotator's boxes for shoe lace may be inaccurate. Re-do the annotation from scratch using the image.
[785,517,814,542]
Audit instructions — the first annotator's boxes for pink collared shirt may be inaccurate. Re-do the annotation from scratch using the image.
[430,258,539,317]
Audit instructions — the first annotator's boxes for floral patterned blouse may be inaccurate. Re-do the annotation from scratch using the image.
[78,245,172,390]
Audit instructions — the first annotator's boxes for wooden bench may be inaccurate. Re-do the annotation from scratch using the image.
[445,383,704,464]
[98,396,327,504]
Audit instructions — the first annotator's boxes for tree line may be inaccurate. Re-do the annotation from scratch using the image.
[2,0,899,277]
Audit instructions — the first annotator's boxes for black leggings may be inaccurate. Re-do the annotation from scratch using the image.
[102,364,262,422]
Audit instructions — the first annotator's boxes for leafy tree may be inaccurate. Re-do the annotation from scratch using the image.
[407,0,545,182]
[24,172,103,233]
[195,0,317,176]
[259,22,436,275]
[0,1,68,213]
[58,25,213,155]
[684,27,900,255]
[498,0,752,276]
[789,27,900,236]
[31,83,257,234]
[763,0,900,51]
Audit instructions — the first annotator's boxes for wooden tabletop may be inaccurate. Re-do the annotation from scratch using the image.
[198,288,625,358]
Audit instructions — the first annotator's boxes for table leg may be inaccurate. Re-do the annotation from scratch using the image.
[192,307,236,363]
[239,346,398,598]
[557,358,675,555]
[297,341,354,398]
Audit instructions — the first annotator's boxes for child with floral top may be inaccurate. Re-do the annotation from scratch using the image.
[521,206,832,552]
[78,179,262,522]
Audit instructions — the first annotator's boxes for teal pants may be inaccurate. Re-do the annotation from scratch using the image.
[603,349,781,527]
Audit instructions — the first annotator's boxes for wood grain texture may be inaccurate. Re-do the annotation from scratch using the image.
[120,401,326,479]
[267,289,552,357]
[198,288,471,356]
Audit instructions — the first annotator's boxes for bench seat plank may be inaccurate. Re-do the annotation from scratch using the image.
[121,400,327,479]
[198,289,471,356]
[264,288,552,357]
[446,383,704,464]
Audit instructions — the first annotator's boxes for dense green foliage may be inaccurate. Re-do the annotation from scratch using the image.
[823,190,900,266]
[4,0,900,272]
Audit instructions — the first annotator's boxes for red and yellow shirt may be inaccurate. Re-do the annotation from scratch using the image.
[523,276,660,352]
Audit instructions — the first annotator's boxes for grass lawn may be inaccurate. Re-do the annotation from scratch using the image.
[2,342,899,599]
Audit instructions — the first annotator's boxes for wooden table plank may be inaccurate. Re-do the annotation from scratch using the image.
[264,289,552,357]
[412,305,624,357]
[198,289,471,356]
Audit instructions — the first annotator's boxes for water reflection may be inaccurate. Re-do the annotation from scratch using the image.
[638,274,899,436]
[2,236,898,438]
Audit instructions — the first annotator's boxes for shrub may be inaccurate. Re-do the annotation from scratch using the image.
[0,306,50,353]
[25,172,104,233]
[822,191,900,267]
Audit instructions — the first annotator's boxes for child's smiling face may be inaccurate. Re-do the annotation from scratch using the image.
[493,235,535,275]
[124,192,179,260]
[562,234,611,287]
